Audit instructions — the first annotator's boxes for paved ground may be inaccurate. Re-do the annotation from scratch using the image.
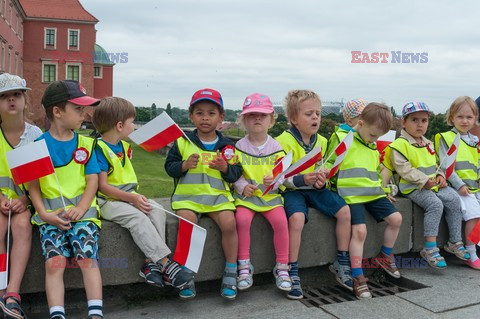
[25,253,480,319]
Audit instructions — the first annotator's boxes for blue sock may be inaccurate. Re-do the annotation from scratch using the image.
[351,267,363,278]
[222,262,237,297]
[425,241,436,250]
[289,261,299,277]
[336,251,350,265]
[381,245,393,255]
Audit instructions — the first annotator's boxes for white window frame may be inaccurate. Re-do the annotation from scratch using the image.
[8,47,11,73]
[67,29,80,50]
[14,51,18,74]
[8,0,12,26]
[93,65,103,79]
[42,61,58,83]
[0,0,3,17]
[0,40,5,71]
[44,27,57,49]
[66,62,81,82]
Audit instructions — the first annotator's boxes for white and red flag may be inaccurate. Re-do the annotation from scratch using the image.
[326,130,354,179]
[6,139,55,185]
[262,151,293,196]
[376,130,396,153]
[0,253,6,290]
[284,145,323,178]
[467,220,480,247]
[129,112,184,152]
[443,133,461,180]
[173,219,207,273]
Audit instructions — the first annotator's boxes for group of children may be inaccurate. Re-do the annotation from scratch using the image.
[0,72,479,319]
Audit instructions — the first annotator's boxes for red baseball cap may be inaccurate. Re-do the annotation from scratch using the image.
[190,88,223,109]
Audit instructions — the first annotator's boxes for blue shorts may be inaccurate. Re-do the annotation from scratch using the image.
[39,221,99,260]
[282,188,347,223]
[350,197,397,225]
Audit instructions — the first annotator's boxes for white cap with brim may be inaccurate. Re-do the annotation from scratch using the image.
[0,73,31,94]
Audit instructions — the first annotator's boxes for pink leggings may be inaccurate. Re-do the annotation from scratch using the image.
[236,206,289,264]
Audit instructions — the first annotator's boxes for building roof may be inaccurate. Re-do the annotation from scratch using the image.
[94,44,115,65]
[19,0,98,22]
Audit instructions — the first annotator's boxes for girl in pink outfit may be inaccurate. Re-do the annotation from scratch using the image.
[233,93,291,292]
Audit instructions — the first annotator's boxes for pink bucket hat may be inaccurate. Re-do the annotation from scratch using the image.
[342,98,367,121]
[241,93,274,115]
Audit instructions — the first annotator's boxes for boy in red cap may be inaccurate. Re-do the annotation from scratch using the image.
[165,88,243,300]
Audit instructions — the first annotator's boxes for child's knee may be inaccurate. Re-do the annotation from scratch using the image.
[335,205,351,222]
[45,256,67,274]
[388,212,402,228]
[352,226,367,242]
[12,216,32,235]
[288,213,305,232]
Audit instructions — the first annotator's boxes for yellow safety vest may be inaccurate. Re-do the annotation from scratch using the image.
[385,137,438,195]
[331,132,386,204]
[171,137,235,213]
[234,149,285,212]
[435,131,480,192]
[31,135,101,227]
[96,139,138,200]
[0,129,26,199]
[276,131,327,187]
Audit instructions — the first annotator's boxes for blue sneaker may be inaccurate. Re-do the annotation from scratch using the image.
[161,260,194,289]
[179,280,196,299]
[139,260,164,287]
[287,275,303,300]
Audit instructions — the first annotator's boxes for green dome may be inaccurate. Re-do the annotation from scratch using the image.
[94,44,115,65]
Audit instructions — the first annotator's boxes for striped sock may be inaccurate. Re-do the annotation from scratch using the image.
[351,267,363,278]
[49,306,66,319]
[288,261,299,277]
[381,245,393,255]
[425,241,436,251]
[87,299,103,318]
[337,251,350,265]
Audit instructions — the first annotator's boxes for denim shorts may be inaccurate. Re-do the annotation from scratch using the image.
[282,188,347,223]
[349,197,397,225]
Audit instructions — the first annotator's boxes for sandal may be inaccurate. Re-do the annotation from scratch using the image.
[0,292,27,319]
[237,261,254,291]
[420,247,447,269]
[273,263,292,291]
[443,241,470,261]
[221,270,237,300]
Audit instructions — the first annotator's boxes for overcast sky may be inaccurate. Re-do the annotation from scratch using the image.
[81,0,480,114]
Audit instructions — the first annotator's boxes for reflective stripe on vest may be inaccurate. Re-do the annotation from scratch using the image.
[97,140,138,199]
[234,149,285,212]
[31,134,101,227]
[0,176,24,198]
[171,138,235,213]
[435,131,480,193]
[388,137,439,195]
[333,133,386,204]
[0,129,26,199]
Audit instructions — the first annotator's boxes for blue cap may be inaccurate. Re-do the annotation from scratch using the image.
[402,102,430,118]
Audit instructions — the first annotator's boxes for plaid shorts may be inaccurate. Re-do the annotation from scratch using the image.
[39,221,99,260]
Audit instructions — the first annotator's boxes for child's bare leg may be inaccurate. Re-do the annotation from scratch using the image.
[334,205,351,251]
[383,212,402,248]
[288,212,305,262]
[45,256,66,308]
[208,211,237,263]
[350,224,367,271]
[79,259,102,300]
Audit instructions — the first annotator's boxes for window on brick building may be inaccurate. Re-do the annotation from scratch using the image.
[43,64,56,83]
[0,0,3,17]
[94,66,102,78]
[0,41,5,71]
[45,28,56,48]
[67,65,80,81]
[68,29,80,49]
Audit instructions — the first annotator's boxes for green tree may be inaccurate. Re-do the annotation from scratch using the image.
[426,113,449,140]
[166,103,172,116]
[135,107,151,122]
[269,114,289,138]
[151,103,157,118]
[319,118,337,138]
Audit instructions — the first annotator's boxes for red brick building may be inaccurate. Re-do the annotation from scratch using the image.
[0,0,113,127]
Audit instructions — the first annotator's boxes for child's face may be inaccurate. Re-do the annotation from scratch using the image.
[0,90,25,117]
[189,101,224,135]
[452,103,475,134]
[118,117,135,139]
[290,99,321,138]
[346,117,360,127]
[243,112,272,135]
[56,102,86,130]
[356,120,386,144]
[402,111,429,139]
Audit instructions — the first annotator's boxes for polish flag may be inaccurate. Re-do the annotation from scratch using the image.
[173,219,207,273]
[444,133,461,180]
[284,145,323,178]
[376,130,396,153]
[0,253,6,290]
[327,130,354,179]
[262,151,293,196]
[129,112,184,152]
[468,220,480,246]
[6,139,55,185]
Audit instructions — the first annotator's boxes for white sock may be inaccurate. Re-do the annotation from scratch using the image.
[49,306,65,319]
[87,299,103,318]
[466,245,478,261]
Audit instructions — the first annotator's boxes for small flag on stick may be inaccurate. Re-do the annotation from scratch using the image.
[284,145,323,178]
[326,131,354,179]
[262,151,293,196]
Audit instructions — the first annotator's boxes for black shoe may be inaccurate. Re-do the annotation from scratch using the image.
[139,260,165,287]
[161,260,194,289]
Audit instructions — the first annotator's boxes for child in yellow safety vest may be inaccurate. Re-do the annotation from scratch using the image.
[165,88,243,300]
[384,102,467,270]
[435,96,480,270]
[232,93,291,292]
[327,103,403,300]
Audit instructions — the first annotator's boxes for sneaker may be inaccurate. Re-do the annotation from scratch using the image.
[273,263,292,291]
[420,247,447,269]
[373,251,401,278]
[287,275,303,300]
[352,275,372,299]
[139,260,164,287]
[179,280,197,299]
[237,261,254,290]
[465,258,480,270]
[444,241,470,261]
[329,259,353,291]
[161,260,194,289]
